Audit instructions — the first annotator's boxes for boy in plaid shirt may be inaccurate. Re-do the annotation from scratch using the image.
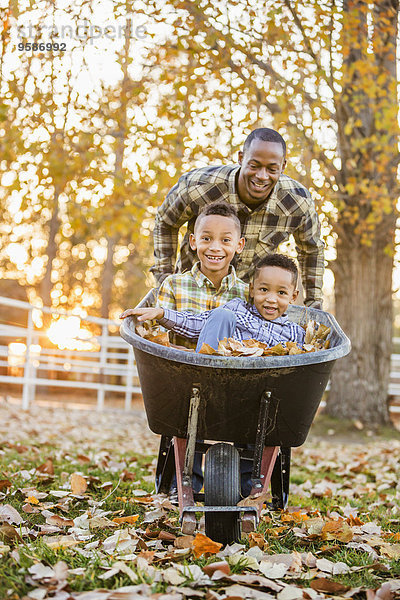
[150,200,248,348]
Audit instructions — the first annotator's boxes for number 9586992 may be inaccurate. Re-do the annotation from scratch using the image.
[18,42,66,52]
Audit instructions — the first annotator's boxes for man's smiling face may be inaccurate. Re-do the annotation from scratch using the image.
[237,139,286,208]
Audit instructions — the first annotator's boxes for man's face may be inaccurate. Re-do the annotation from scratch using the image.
[237,140,286,208]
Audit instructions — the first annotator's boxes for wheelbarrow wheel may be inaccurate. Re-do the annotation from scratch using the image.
[204,443,241,544]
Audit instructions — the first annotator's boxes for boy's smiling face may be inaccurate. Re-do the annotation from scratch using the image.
[250,265,298,320]
[189,214,245,286]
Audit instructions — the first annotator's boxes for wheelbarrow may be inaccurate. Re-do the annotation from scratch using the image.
[120,292,351,543]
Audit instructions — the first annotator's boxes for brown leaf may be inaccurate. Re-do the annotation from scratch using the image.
[0,480,11,491]
[287,342,303,355]
[315,324,331,340]
[158,530,176,542]
[305,320,316,344]
[138,550,156,563]
[203,561,231,576]
[239,346,264,356]
[70,473,87,495]
[237,491,271,507]
[150,331,170,346]
[264,343,288,356]
[281,510,309,523]
[321,519,353,542]
[248,532,267,550]
[46,515,74,527]
[198,343,219,355]
[22,503,39,514]
[192,533,223,558]
[380,543,400,559]
[217,338,232,355]
[302,344,315,352]
[77,454,91,464]
[112,515,139,525]
[36,458,54,475]
[0,524,22,544]
[310,577,350,594]
[120,470,136,481]
[174,535,195,549]
[130,495,154,504]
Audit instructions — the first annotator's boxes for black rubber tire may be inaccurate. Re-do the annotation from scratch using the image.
[204,443,241,544]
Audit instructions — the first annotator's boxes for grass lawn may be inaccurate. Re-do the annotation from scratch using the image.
[0,402,399,600]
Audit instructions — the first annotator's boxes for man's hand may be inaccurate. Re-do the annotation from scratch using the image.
[119,307,165,322]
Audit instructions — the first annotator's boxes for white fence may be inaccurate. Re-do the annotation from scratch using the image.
[0,295,140,410]
[0,295,400,415]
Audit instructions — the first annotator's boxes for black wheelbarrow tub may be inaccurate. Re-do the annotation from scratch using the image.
[120,299,350,447]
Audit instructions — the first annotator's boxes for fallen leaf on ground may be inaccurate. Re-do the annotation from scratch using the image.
[0,504,24,524]
[379,543,400,559]
[112,515,140,525]
[203,561,231,576]
[322,519,353,542]
[310,577,350,594]
[174,535,194,549]
[36,458,55,475]
[0,524,22,543]
[248,532,267,550]
[70,473,87,495]
[192,533,223,558]
[237,491,271,507]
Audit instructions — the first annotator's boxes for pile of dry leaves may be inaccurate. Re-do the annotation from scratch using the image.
[136,320,331,357]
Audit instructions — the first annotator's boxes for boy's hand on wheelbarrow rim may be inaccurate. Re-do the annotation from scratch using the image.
[119,307,165,321]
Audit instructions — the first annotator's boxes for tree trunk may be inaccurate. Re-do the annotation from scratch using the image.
[40,187,60,311]
[100,235,116,319]
[327,230,394,425]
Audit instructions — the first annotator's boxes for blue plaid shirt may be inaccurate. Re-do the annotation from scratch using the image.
[159,298,305,347]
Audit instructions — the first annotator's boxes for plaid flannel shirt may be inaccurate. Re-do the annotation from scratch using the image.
[159,298,305,347]
[151,165,324,306]
[156,262,248,348]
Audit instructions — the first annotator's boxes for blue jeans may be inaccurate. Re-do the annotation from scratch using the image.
[196,307,237,352]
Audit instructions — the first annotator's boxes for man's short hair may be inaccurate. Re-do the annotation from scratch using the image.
[194,200,241,235]
[253,254,298,287]
[243,128,286,157]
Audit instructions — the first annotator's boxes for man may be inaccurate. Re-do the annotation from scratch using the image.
[150,127,324,307]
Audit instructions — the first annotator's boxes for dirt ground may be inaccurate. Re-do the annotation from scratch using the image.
[1,390,399,451]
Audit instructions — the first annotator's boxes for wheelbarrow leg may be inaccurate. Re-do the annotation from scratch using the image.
[243,391,279,532]
[155,436,174,494]
[174,385,201,535]
[271,447,291,509]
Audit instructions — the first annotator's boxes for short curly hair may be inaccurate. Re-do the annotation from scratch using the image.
[194,200,241,235]
[253,254,298,287]
[243,128,286,157]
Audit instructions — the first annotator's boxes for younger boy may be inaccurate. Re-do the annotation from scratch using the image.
[122,254,305,351]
